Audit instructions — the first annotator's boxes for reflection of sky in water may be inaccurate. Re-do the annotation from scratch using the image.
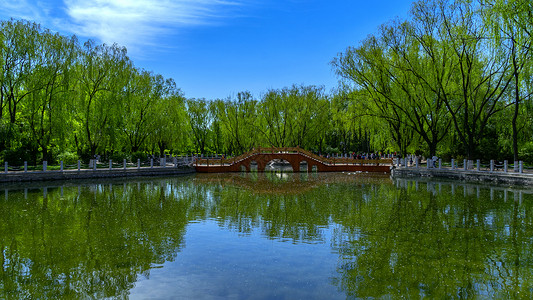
[130,220,343,299]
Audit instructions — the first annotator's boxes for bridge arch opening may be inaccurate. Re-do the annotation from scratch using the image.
[264,159,293,172]
[299,161,308,172]
[250,160,259,172]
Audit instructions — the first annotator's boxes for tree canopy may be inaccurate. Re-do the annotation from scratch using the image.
[2,0,533,165]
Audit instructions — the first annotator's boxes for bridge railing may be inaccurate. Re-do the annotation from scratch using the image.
[195,147,304,166]
[195,147,394,167]
[195,148,260,166]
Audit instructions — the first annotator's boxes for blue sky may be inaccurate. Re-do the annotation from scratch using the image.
[0,0,413,100]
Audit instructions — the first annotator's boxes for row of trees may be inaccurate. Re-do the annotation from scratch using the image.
[0,18,375,165]
[187,87,331,155]
[0,19,188,164]
[2,0,533,165]
[332,0,533,160]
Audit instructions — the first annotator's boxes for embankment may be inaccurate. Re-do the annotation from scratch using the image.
[0,167,195,183]
[391,167,533,185]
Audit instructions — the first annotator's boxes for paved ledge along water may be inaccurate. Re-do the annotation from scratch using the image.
[392,166,533,185]
[0,166,195,183]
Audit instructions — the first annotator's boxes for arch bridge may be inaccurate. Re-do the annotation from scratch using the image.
[194,147,392,173]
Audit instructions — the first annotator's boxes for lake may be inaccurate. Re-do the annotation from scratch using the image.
[1,172,533,299]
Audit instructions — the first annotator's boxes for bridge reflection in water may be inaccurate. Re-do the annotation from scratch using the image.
[193,171,391,195]
[195,147,392,173]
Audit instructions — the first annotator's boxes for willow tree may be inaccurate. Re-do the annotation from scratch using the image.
[289,85,330,149]
[333,3,461,157]
[481,0,533,161]
[187,98,212,154]
[25,30,78,162]
[380,7,454,157]
[74,41,130,157]
[332,33,414,157]
[333,90,393,154]
[216,91,259,154]
[258,85,329,150]
[328,91,359,153]
[148,78,187,156]
[439,0,513,159]
[258,88,292,148]
[121,68,167,154]
[0,19,42,151]
[333,0,519,159]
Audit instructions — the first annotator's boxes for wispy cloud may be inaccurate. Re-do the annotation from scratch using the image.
[0,0,49,23]
[64,0,246,49]
[1,0,249,54]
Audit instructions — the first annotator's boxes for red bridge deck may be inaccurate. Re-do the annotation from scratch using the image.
[195,147,392,173]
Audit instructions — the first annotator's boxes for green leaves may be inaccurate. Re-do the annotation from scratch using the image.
[0,19,185,162]
[332,0,533,159]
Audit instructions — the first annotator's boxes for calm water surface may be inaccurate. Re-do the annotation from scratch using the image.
[1,172,533,299]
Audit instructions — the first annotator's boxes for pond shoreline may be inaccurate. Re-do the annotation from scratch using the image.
[391,166,533,185]
[0,167,196,183]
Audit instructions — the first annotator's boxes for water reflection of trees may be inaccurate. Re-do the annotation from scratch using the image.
[2,175,533,298]
[0,180,191,298]
[194,173,391,242]
[331,179,533,298]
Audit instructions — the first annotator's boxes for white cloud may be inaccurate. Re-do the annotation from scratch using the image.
[64,0,246,50]
[0,0,249,55]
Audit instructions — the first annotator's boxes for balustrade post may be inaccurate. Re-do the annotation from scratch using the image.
[137,159,141,169]
[477,159,480,171]
[109,160,112,170]
[93,160,97,171]
[451,159,455,170]
[24,161,28,172]
[124,159,127,170]
[519,161,523,173]
[150,158,153,168]
[464,159,467,171]
[60,161,64,172]
[43,161,47,172]
[4,162,7,173]
[504,160,508,173]
[78,160,81,171]
[490,160,494,172]
[438,159,442,169]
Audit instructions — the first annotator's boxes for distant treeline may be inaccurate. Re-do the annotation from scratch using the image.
[1,0,533,165]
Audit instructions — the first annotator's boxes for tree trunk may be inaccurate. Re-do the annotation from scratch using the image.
[512,47,520,162]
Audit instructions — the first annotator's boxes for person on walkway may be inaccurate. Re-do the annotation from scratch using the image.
[431,156,438,168]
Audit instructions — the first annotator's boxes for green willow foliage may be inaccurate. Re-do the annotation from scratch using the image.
[2,0,533,165]
[0,19,367,164]
[0,19,186,164]
[332,0,533,160]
